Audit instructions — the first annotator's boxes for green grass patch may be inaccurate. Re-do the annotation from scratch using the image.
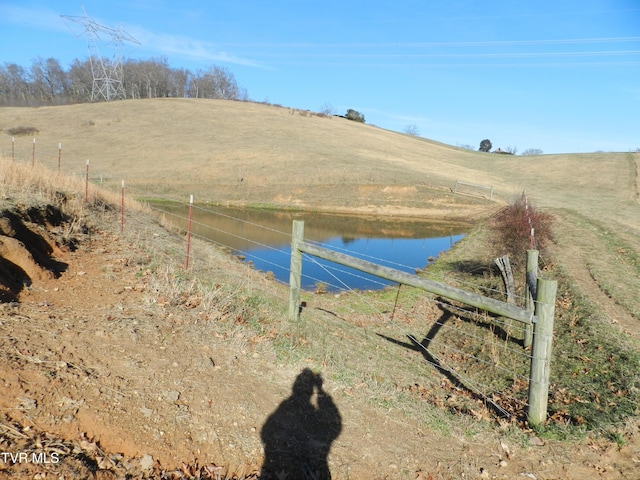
[547,271,640,429]
[378,212,640,435]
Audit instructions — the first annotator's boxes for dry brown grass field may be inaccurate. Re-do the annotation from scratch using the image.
[0,98,639,479]
[2,98,637,228]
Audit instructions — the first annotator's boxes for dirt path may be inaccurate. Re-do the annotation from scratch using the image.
[549,210,640,341]
[1,206,640,479]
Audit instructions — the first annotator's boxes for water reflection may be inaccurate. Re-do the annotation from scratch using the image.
[156,204,468,291]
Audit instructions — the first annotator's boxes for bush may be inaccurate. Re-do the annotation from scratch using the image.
[492,192,553,261]
[345,109,365,123]
[7,126,39,137]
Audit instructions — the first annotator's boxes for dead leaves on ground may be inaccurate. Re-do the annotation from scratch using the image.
[0,415,260,479]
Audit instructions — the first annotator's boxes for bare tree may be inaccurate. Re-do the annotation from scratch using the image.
[319,102,335,115]
[29,58,49,103]
[187,68,207,98]
[68,58,93,102]
[30,57,68,104]
[168,68,188,98]
[456,144,476,151]
[522,148,544,156]
[404,123,420,136]
[207,66,241,100]
[122,57,172,98]
[0,56,248,105]
[0,63,30,105]
[122,60,141,99]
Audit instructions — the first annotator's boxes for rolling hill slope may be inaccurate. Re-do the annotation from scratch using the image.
[2,98,637,229]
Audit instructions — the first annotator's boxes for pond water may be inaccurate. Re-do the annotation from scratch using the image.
[155,204,468,291]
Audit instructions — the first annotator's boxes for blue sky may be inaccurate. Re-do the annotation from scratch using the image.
[1,0,639,154]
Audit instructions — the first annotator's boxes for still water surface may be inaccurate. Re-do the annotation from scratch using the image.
[158,205,468,291]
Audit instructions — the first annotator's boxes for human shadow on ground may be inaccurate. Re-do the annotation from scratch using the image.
[260,368,342,480]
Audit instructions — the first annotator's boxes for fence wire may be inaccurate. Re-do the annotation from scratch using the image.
[6,139,549,421]
[143,197,538,418]
[170,199,528,417]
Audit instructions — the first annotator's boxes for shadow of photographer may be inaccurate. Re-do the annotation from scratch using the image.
[260,368,342,480]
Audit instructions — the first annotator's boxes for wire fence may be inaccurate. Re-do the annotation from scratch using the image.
[142,196,541,422]
[5,137,548,422]
[4,135,499,208]
[305,253,535,411]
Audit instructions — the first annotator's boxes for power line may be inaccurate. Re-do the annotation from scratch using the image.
[214,36,640,49]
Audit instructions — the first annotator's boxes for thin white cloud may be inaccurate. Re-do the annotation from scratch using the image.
[0,4,68,33]
[124,25,263,67]
[0,4,262,68]
[207,37,640,49]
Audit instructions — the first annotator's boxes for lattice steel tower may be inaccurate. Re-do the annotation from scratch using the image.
[62,7,140,101]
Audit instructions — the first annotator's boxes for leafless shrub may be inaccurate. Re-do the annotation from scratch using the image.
[7,126,39,136]
[491,192,554,262]
[404,124,420,136]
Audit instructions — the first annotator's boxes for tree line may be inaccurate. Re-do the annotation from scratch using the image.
[0,56,248,106]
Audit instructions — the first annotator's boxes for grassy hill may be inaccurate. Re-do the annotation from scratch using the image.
[1,98,638,325]
[2,98,637,229]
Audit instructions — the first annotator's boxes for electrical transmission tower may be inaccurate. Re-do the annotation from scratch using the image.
[61,8,140,102]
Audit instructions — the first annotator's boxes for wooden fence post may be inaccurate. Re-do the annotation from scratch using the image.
[527,277,557,426]
[524,250,539,348]
[495,255,515,303]
[288,220,304,322]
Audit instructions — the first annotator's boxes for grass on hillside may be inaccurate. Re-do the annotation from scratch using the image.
[556,210,640,322]
[3,153,639,442]
[3,98,637,230]
[411,214,640,437]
